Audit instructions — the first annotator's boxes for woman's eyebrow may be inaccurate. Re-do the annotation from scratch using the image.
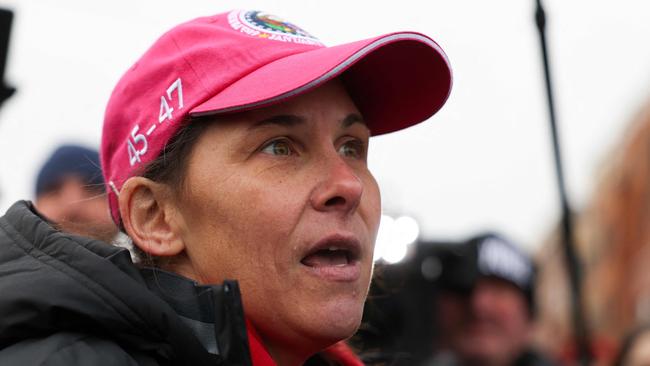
[342,113,366,128]
[249,114,306,130]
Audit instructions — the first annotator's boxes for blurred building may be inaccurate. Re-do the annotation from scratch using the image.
[535,99,650,363]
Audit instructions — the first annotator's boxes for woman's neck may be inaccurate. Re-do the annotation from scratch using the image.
[246,319,317,366]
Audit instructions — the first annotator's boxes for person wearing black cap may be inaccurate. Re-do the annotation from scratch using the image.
[34,144,117,242]
[430,233,556,366]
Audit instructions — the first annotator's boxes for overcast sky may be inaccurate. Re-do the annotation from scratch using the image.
[1,0,649,252]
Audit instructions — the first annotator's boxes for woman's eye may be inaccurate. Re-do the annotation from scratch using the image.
[261,139,294,156]
[338,140,365,159]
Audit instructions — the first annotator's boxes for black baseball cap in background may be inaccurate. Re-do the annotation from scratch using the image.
[439,233,537,316]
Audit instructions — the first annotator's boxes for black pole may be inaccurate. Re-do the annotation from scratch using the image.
[0,8,16,108]
[533,1,591,365]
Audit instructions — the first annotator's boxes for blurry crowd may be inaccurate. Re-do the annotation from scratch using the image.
[351,233,551,366]
[2,7,650,366]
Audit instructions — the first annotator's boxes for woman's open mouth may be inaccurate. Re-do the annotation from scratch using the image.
[300,236,362,282]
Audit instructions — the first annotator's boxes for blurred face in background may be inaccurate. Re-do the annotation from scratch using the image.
[35,175,117,242]
[437,277,531,366]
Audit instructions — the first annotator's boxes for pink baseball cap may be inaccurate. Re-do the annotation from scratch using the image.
[101,10,452,224]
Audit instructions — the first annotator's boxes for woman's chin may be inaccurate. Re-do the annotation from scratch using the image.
[305,300,364,344]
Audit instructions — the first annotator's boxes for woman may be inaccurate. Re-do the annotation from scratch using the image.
[0,10,451,365]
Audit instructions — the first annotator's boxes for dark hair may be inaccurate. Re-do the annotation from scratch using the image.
[129,115,216,265]
[142,116,215,188]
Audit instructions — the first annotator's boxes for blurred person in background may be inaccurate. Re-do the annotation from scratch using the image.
[535,98,650,364]
[429,233,556,366]
[34,144,117,242]
[613,324,650,366]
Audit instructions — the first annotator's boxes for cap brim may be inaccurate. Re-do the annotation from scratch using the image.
[190,32,452,136]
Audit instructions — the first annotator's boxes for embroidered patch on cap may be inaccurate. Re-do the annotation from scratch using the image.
[228,10,323,46]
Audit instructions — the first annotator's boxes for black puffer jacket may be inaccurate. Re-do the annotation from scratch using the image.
[0,201,251,365]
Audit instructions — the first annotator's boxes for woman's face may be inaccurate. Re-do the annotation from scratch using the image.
[172,80,381,355]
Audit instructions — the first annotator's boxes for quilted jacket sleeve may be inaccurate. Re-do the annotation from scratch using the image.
[0,332,160,366]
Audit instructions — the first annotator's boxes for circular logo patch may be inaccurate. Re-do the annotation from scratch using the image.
[228,10,323,46]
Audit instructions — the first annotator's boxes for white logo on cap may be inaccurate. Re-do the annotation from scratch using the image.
[478,237,532,288]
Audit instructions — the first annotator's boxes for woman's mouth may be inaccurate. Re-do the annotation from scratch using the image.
[300,236,362,282]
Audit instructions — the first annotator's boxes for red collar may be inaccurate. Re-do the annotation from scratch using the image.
[245,319,277,366]
[245,320,364,366]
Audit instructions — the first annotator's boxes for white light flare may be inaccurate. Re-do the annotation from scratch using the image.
[373,214,420,264]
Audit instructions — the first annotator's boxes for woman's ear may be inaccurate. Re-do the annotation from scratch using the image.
[118,177,185,257]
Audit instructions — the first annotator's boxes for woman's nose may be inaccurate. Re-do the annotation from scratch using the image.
[309,154,364,217]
